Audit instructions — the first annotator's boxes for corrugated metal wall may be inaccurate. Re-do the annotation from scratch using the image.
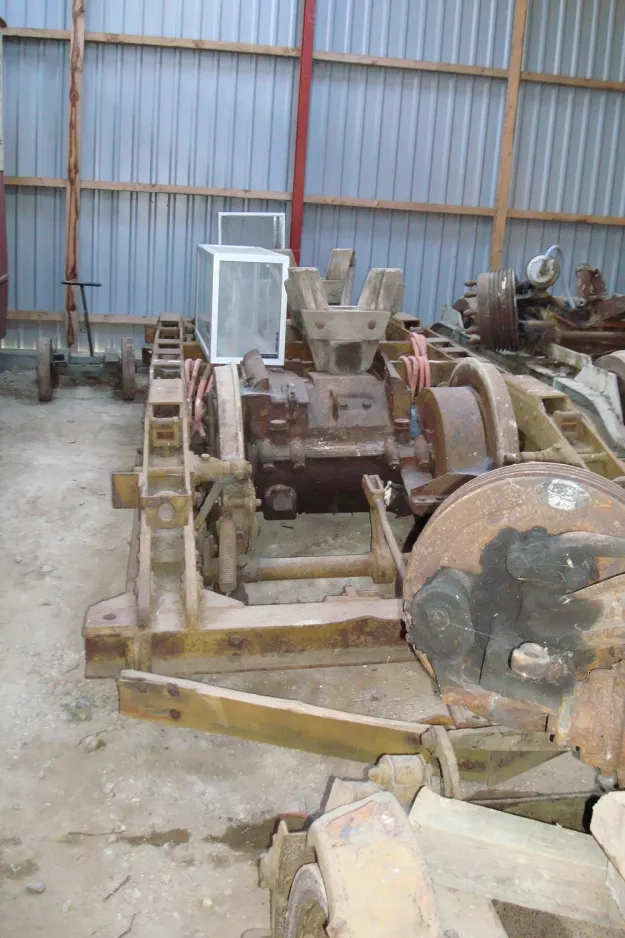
[3,0,625,352]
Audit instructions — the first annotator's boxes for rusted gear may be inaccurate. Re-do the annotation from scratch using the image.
[448,359,519,468]
[476,267,519,351]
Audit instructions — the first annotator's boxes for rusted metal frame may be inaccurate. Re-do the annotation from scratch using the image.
[136,316,198,666]
[84,593,414,678]
[118,670,560,781]
[64,0,85,348]
[490,0,529,269]
[290,0,316,264]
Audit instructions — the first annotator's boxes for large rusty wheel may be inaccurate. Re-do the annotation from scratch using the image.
[476,267,519,351]
[448,359,519,467]
[403,463,625,603]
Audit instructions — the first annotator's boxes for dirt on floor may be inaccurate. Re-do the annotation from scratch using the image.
[0,371,621,938]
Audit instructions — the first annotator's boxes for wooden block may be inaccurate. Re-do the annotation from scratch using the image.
[324,248,355,281]
[591,791,625,879]
[410,788,621,928]
[358,268,385,310]
[434,885,507,937]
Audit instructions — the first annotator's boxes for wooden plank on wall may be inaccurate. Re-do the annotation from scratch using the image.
[64,0,85,348]
[489,0,529,269]
[5,26,625,95]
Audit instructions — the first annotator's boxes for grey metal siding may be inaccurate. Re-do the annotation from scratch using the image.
[314,0,514,68]
[524,0,625,81]
[86,0,300,46]
[3,0,625,342]
[307,63,506,206]
[4,39,68,178]
[82,45,295,190]
[511,83,625,215]
[302,206,492,318]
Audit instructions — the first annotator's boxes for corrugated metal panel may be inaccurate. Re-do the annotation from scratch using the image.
[3,0,69,30]
[314,0,515,68]
[302,205,492,323]
[511,83,625,215]
[86,0,300,46]
[4,39,68,177]
[79,192,289,318]
[505,220,625,296]
[524,0,625,81]
[307,63,506,206]
[6,188,66,311]
[82,45,295,191]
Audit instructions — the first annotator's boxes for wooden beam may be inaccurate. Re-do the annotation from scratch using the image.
[119,669,430,763]
[507,207,625,226]
[305,193,495,216]
[7,176,625,228]
[5,26,625,95]
[64,0,85,348]
[314,49,507,81]
[522,70,625,94]
[490,0,529,269]
[7,310,158,326]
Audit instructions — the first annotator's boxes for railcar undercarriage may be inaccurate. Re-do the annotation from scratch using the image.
[83,261,625,792]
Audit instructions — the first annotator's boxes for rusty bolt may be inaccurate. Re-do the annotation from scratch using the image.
[362,400,372,409]
[367,319,376,330]
[167,683,180,698]
[169,709,182,720]
[510,642,550,681]
[316,320,326,329]
[228,635,244,649]
[136,682,148,694]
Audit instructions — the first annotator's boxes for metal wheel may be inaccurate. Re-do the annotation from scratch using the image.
[36,337,56,402]
[121,337,136,401]
[284,864,329,938]
[476,267,519,351]
[449,359,519,467]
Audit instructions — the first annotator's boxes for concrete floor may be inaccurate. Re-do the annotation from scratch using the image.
[0,371,622,938]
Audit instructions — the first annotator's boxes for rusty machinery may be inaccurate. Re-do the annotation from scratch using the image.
[454,248,625,354]
[82,260,625,802]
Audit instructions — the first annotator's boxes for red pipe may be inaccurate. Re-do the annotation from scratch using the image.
[290,0,316,265]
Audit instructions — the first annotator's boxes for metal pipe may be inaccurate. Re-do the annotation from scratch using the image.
[239,553,374,582]
[289,0,316,264]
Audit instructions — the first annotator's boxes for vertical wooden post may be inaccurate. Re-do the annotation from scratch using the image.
[65,0,85,348]
[489,0,528,270]
[289,0,316,265]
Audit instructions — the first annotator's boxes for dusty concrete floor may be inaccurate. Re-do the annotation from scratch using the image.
[0,371,622,938]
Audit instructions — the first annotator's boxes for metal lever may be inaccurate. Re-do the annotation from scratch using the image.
[61,279,102,357]
[362,474,406,580]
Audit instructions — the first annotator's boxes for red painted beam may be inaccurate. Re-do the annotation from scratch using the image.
[289,0,316,265]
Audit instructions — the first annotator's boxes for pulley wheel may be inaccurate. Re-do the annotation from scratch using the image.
[36,337,56,403]
[121,337,136,401]
[403,463,625,604]
[449,359,519,468]
[476,267,519,351]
